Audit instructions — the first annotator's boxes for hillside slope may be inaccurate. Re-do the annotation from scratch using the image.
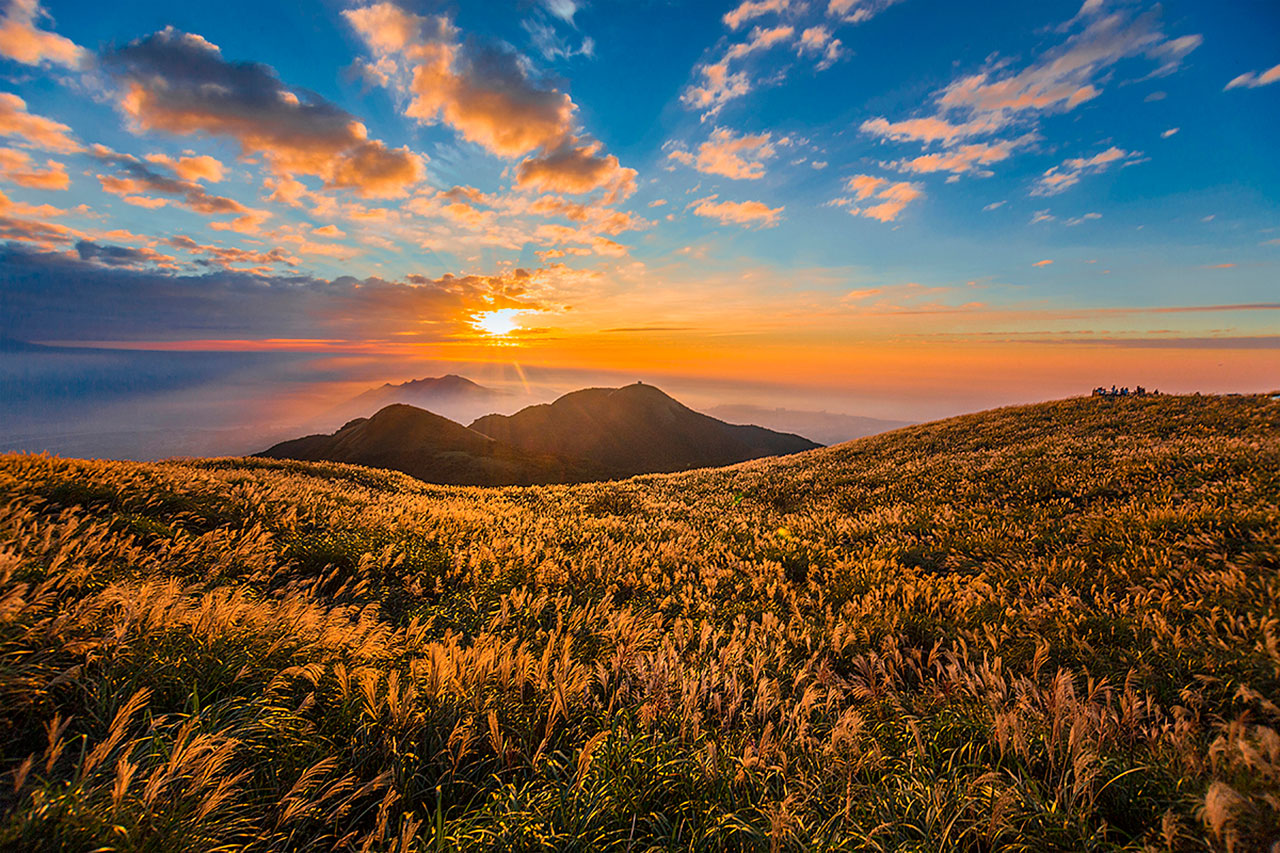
[1,394,1277,851]
[469,382,821,474]
[258,403,597,485]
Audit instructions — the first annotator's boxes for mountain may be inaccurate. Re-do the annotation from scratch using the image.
[327,374,510,427]
[705,404,912,446]
[261,383,821,485]
[350,374,501,410]
[258,404,598,486]
[468,382,821,475]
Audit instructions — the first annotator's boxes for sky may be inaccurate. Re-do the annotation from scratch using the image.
[0,0,1278,453]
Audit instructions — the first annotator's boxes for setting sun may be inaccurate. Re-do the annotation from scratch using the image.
[472,309,522,337]
[0,0,1277,847]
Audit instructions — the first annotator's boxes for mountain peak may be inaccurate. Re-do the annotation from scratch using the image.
[470,383,819,476]
[262,384,820,485]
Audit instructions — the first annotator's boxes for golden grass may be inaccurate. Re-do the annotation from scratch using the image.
[0,394,1277,850]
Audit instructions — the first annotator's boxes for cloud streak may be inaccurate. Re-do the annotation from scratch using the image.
[1224,63,1280,90]
[1032,146,1140,196]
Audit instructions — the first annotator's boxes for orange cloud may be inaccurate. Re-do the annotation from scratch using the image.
[345,4,574,159]
[845,174,886,200]
[797,26,843,69]
[684,25,794,117]
[860,114,1006,146]
[1033,259,1053,266]
[93,145,269,226]
[0,0,84,68]
[0,188,76,247]
[122,195,168,209]
[145,152,225,183]
[889,139,1022,177]
[690,195,783,228]
[0,92,79,153]
[668,127,778,180]
[837,175,923,222]
[164,234,298,269]
[105,27,423,198]
[724,0,790,30]
[514,138,637,200]
[0,146,68,189]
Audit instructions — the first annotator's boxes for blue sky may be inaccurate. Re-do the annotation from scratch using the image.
[0,0,1277,428]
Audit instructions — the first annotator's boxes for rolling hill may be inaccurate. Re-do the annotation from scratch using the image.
[256,403,599,486]
[1,394,1276,851]
[262,382,822,484]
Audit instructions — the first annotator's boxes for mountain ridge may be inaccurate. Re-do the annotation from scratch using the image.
[261,382,820,485]
[468,382,820,475]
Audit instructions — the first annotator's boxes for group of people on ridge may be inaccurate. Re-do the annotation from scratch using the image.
[1092,385,1158,397]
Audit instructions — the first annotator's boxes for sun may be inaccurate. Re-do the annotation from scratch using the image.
[472,309,522,337]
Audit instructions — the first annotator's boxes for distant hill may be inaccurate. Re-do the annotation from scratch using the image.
[326,374,509,427]
[258,403,597,486]
[349,374,502,410]
[706,404,911,446]
[261,383,821,484]
[469,383,821,475]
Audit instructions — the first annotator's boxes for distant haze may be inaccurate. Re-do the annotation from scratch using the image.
[2,342,1273,461]
[706,405,911,446]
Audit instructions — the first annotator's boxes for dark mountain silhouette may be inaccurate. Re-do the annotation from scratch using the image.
[259,383,821,485]
[258,404,598,486]
[469,383,821,475]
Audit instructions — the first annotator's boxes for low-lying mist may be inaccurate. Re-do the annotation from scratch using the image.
[1,344,920,461]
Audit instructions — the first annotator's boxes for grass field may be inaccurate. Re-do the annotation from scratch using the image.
[1,394,1277,851]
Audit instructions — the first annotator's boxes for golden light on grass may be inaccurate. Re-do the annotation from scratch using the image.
[472,309,523,337]
[1,394,1277,849]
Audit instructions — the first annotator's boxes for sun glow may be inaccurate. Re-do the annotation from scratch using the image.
[472,309,522,337]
